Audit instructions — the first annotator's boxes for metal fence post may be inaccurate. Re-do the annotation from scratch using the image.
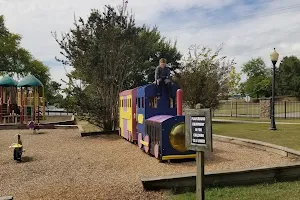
[269,98,272,119]
[285,101,287,119]
[236,101,238,118]
[230,100,233,117]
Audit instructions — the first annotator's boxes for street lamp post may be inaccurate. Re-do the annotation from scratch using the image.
[269,48,279,130]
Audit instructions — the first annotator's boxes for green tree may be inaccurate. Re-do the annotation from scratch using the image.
[227,66,241,96]
[28,59,50,86]
[60,95,77,112]
[53,2,181,130]
[46,81,64,107]
[242,57,268,77]
[277,56,300,98]
[123,27,182,89]
[0,15,32,74]
[60,74,81,113]
[239,82,246,96]
[53,3,146,130]
[177,44,234,109]
[241,57,271,98]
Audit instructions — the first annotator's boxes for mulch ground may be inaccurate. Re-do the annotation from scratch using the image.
[0,129,297,200]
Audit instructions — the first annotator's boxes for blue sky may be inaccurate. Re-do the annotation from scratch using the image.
[1,0,300,86]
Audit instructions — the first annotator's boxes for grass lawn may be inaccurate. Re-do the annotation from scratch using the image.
[76,119,102,132]
[213,117,300,123]
[170,122,300,200]
[213,122,300,151]
[169,181,300,200]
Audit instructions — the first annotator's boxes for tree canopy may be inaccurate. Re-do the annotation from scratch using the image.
[241,57,271,98]
[125,26,182,89]
[53,2,182,130]
[0,15,32,74]
[177,44,234,109]
[277,56,300,98]
[227,66,241,96]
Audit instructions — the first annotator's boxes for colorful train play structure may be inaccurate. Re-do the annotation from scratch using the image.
[119,81,196,161]
[0,74,45,124]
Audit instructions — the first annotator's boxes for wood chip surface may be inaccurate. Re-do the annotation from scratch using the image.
[0,129,297,200]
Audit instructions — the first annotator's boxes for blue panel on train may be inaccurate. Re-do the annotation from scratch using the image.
[160,116,195,158]
[144,83,179,99]
[136,83,180,138]
[136,84,148,137]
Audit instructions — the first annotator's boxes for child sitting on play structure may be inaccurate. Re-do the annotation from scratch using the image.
[154,58,173,99]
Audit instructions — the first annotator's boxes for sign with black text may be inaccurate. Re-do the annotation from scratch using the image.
[185,109,212,200]
[185,109,212,152]
[190,116,206,145]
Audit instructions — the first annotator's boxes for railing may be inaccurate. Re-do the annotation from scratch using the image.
[213,101,300,119]
[213,101,260,118]
[274,101,300,119]
[44,110,74,116]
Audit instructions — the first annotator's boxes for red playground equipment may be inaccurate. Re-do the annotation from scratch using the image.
[0,75,45,124]
[0,75,18,123]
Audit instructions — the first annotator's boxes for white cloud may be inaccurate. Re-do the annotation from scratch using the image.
[49,66,73,84]
[1,0,300,86]
[163,1,300,68]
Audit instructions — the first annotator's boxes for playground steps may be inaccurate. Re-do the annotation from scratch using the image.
[1,103,8,115]
[1,104,17,123]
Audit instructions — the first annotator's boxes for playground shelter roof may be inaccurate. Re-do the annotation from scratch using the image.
[0,75,18,87]
[17,75,44,87]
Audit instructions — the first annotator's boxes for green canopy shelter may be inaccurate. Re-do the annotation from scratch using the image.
[0,75,18,123]
[17,75,45,123]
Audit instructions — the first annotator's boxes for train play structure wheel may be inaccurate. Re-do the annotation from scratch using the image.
[125,130,128,140]
[154,143,160,159]
[138,133,143,149]
[127,131,131,141]
[144,135,150,153]
[129,132,133,143]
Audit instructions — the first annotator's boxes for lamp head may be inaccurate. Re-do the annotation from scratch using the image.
[270,48,279,65]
